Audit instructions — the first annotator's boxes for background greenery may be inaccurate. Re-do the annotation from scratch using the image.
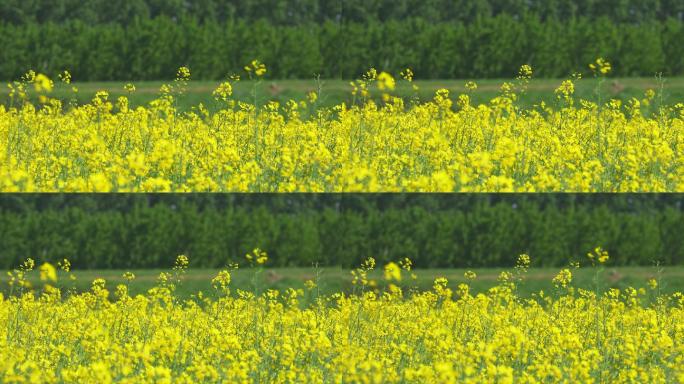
[2,0,682,25]
[0,0,682,80]
[1,194,682,270]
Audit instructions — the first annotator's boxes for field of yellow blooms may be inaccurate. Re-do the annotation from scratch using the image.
[1,60,683,192]
[2,250,684,383]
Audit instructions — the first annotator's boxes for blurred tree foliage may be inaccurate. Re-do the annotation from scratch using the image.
[0,194,682,269]
[0,17,681,80]
[2,0,683,25]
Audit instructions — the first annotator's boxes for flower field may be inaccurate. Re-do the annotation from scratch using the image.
[1,63,683,192]
[1,251,683,383]
[3,1,684,382]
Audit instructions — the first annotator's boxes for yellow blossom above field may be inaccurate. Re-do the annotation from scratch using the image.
[1,251,683,383]
[1,62,682,192]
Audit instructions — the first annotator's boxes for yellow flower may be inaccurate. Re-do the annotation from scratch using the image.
[246,248,268,265]
[589,58,612,75]
[177,66,191,81]
[552,268,573,288]
[383,262,402,282]
[57,259,71,272]
[465,81,478,91]
[555,79,575,99]
[400,68,413,82]
[0,62,681,193]
[304,280,317,290]
[213,81,233,101]
[33,73,53,93]
[22,258,35,271]
[464,270,477,280]
[1,252,683,382]
[175,255,189,269]
[518,64,533,79]
[516,254,531,269]
[399,258,412,271]
[211,270,231,290]
[377,72,396,91]
[587,246,610,264]
[39,262,57,283]
[58,70,71,84]
[122,272,136,282]
[245,60,267,77]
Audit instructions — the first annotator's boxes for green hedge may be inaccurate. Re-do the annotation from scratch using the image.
[0,195,682,269]
[0,17,682,80]
[2,0,683,25]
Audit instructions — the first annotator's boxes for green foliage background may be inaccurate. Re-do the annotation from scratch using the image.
[2,0,683,25]
[1,194,682,269]
[0,0,682,80]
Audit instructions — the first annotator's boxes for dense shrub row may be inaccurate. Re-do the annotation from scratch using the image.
[0,17,682,80]
[1,195,682,269]
[2,0,682,25]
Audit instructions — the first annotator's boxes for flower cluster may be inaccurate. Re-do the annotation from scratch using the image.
[1,249,682,383]
[1,61,682,192]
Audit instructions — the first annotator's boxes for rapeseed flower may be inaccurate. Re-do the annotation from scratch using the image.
[0,61,682,192]
[377,72,396,91]
[383,262,402,282]
[0,251,682,383]
[38,263,57,283]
